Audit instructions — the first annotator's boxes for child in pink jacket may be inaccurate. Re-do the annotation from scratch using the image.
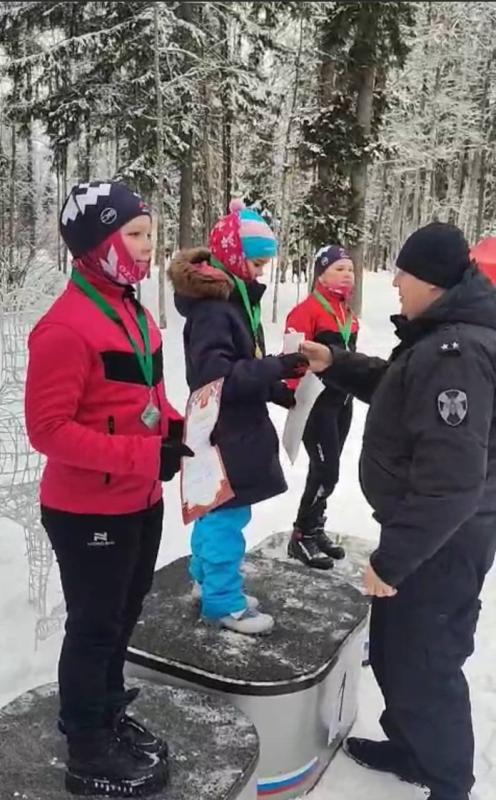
[25,181,190,798]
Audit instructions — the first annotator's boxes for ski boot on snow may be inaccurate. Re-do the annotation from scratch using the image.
[343,738,424,787]
[288,528,334,570]
[59,688,168,761]
[313,531,346,560]
[311,520,346,560]
[106,687,168,760]
[205,607,274,635]
[65,729,168,797]
[288,517,346,569]
[192,581,259,611]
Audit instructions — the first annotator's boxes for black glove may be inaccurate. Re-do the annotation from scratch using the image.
[159,437,194,482]
[269,381,296,409]
[277,353,309,380]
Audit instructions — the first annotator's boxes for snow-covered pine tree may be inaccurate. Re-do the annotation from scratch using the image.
[299,1,414,314]
[365,2,496,270]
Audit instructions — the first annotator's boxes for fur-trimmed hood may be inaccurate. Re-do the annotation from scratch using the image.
[168,246,267,320]
[168,248,233,305]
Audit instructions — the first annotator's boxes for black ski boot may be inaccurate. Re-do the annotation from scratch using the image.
[307,516,346,560]
[288,528,334,570]
[343,738,424,787]
[106,687,168,760]
[312,526,346,560]
[65,729,168,797]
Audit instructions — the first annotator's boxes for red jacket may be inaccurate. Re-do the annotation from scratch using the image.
[285,284,359,390]
[25,269,182,515]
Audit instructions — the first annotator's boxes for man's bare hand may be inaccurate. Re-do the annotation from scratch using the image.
[363,563,397,598]
[299,341,333,373]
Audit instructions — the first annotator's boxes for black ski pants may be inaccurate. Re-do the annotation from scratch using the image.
[41,501,163,734]
[370,537,493,800]
[296,399,352,532]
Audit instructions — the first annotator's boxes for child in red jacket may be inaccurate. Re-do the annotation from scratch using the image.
[25,181,191,798]
[286,245,359,569]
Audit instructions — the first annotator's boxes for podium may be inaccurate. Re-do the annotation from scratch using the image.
[0,681,259,799]
[127,547,369,799]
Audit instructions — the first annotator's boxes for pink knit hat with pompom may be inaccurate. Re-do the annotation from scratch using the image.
[209,199,277,280]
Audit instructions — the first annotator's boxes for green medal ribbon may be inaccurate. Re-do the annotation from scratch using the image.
[313,289,353,349]
[71,268,154,386]
[210,256,263,357]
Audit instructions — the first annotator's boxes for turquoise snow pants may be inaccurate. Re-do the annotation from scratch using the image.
[189,506,252,619]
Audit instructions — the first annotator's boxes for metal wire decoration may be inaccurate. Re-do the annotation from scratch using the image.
[0,298,65,649]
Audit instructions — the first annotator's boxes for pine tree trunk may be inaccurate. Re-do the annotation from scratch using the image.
[179,136,193,248]
[412,168,422,229]
[56,154,62,272]
[222,114,232,213]
[221,14,233,212]
[421,167,433,226]
[154,3,167,328]
[177,1,194,247]
[466,149,481,242]
[201,80,213,240]
[475,52,493,241]
[114,122,120,174]
[84,113,91,182]
[349,63,375,316]
[0,130,4,252]
[393,173,406,257]
[397,172,410,247]
[307,243,313,293]
[475,146,487,242]
[371,163,387,271]
[296,222,304,303]
[26,119,36,261]
[8,122,16,268]
[273,15,304,323]
[62,146,68,274]
[447,158,460,225]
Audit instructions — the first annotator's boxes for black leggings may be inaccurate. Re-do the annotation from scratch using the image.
[295,400,352,532]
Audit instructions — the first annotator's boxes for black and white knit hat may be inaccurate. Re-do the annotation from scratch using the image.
[60,181,150,258]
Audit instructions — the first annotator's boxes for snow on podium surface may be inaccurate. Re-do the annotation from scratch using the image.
[125,551,369,799]
[0,680,259,799]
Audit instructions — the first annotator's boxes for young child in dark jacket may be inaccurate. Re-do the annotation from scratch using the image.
[286,245,359,569]
[169,200,307,635]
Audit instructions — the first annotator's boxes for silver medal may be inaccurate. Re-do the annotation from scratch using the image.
[141,398,161,429]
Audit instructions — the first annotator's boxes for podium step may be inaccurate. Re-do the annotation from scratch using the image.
[0,681,259,799]
[126,552,369,799]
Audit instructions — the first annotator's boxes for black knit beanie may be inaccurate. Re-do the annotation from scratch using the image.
[313,245,351,281]
[60,181,150,258]
[396,223,471,289]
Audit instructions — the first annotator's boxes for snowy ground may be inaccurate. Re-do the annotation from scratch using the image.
[0,267,495,799]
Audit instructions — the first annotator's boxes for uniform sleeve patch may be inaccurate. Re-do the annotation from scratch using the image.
[437,389,468,426]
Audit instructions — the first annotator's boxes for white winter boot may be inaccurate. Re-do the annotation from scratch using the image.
[192,581,259,611]
[217,608,274,636]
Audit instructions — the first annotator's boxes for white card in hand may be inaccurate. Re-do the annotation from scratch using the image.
[282,372,324,464]
[283,331,305,354]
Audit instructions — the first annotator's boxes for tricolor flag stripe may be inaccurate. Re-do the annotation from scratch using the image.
[257,756,319,796]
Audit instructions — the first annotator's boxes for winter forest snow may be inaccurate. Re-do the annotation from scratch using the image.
[6,1,496,314]
[1,1,496,799]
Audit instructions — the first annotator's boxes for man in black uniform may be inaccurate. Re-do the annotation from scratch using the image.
[301,222,496,800]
